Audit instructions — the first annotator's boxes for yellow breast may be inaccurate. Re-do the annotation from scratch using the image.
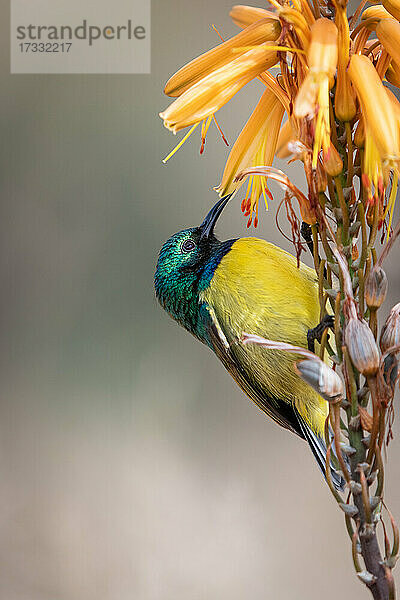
[201,237,328,434]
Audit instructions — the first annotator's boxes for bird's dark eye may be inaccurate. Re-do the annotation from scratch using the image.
[181,239,196,253]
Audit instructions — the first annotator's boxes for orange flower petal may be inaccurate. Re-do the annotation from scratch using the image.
[216,88,284,197]
[160,44,278,132]
[229,5,278,29]
[164,17,280,97]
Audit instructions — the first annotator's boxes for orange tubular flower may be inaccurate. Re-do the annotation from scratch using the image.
[294,18,338,168]
[377,18,400,67]
[229,5,278,29]
[348,55,399,159]
[382,0,400,20]
[164,17,281,97]
[160,44,278,133]
[360,5,392,29]
[385,88,400,141]
[335,8,356,122]
[216,88,285,227]
[348,54,400,200]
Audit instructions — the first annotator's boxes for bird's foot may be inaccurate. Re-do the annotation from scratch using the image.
[307,315,335,353]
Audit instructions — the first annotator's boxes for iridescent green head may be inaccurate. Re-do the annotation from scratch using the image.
[154,196,234,338]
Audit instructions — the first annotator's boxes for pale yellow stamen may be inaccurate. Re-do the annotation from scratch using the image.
[162,122,200,163]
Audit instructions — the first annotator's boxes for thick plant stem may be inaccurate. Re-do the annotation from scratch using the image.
[315,153,397,599]
[348,426,389,600]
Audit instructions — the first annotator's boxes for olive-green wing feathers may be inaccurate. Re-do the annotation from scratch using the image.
[199,302,345,491]
[199,303,304,437]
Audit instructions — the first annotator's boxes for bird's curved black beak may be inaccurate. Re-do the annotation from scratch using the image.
[199,194,232,239]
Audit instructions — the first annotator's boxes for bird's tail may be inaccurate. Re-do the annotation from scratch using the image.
[296,412,346,491]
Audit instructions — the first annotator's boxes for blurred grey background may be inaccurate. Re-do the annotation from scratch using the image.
[1,1,399,599]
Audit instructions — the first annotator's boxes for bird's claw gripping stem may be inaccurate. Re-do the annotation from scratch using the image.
[307,315,335,353]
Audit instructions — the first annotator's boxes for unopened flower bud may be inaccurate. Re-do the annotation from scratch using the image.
[335,67,357,122]
[365,266,388,309]
[294,359,344,402]
[345,318,380,376]
[379,302,400,354]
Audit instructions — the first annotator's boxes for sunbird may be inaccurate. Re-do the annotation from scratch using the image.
[154,197,343,489]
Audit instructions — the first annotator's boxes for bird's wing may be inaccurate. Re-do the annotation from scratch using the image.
[199,303,304,437]
[200,302,346,490]
[199,237,329,439]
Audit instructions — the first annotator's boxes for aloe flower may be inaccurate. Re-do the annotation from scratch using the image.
[159,3,400,598]
[160,0,400,227]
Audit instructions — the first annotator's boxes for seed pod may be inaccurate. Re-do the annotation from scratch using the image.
[380,302,400,354]
[365,265,388,309]
[294,359,344,402]
[345,318,380,376]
